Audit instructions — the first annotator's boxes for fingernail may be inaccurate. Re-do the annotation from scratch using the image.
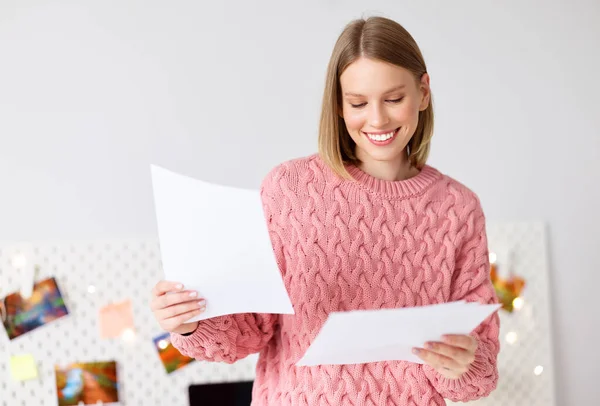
[412,348,420,355]
[188,291,197,297]
[425,342,433,349]
[176,284,183,289]
[197,300,206,307]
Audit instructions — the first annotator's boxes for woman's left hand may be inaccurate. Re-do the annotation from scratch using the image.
[412,335,477,379]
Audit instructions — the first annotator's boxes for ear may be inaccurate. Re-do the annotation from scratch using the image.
[418,73,431,111]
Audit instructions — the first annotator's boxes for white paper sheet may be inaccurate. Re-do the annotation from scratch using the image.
[296,301,501,366]
[150,165,295,322]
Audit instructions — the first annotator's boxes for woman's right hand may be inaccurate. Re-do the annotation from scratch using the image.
[150,280,206,335]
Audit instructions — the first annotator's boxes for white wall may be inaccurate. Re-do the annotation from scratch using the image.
[1,0,598,403]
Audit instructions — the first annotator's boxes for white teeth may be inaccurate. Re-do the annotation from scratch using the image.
[365,130,396,141]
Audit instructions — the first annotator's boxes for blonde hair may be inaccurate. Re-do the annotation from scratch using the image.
[318,16,434,179]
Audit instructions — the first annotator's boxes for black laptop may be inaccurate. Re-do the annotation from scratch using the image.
[188,381,253,405]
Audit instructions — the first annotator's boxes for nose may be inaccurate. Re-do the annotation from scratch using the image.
[368,102,390,128]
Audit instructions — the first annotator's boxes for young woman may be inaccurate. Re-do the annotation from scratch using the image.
[150,16,499,405]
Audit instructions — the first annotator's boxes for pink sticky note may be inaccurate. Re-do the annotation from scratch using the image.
[98,299,135,339]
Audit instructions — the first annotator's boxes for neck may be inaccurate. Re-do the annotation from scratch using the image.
[356,149,418,181]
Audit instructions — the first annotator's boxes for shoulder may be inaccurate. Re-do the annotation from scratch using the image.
[259,154,322,222]
[428,165,484,218]
[260,153,322,196]
[426,166,488,247]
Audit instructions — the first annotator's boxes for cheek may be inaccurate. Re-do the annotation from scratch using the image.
[392,102,420,124]
[343,109,366,132]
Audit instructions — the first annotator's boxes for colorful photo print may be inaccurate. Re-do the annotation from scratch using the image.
[1,277,69,340]
[490,263,526,312]
[153,332,195,373]
[55,361,119,405]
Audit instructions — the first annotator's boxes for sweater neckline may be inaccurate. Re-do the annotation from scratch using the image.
[344,162,441,199]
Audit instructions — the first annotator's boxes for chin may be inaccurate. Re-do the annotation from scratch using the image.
[361,148,407,163]
[351,129,411,163]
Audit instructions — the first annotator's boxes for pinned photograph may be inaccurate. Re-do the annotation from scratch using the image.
[55,361,119,405]
[1,277,69,340]
[153,332,195,373]
[98,299,135,339]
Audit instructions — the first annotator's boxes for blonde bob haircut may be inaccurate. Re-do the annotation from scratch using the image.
[318,16,434,179]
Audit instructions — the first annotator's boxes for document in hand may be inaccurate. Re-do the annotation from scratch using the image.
[296,301,501,366]
[150,165,295,322]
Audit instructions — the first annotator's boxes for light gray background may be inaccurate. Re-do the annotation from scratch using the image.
[1,1,598,404]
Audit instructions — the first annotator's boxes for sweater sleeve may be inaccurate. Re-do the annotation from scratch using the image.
[169,165,288,363]
[423,197,500,402]
[169,313,278,363]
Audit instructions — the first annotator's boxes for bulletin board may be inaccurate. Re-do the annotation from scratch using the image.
[447,222,556,406]
[0,222,555,406]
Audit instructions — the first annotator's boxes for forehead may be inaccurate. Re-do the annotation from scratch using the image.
[340,57,415,95]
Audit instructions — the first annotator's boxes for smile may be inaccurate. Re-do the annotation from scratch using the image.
[361,128,400,145]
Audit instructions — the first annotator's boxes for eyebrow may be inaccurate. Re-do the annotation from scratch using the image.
[343,84,406,98]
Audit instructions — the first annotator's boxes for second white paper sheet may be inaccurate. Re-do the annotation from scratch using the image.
[150,165,295,322]
[296,301,500,366]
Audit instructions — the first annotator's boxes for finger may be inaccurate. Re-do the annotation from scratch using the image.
[152,280,184,297]
[162,306,206,331]
[152,290,201,310]
[423,342,475,365]
[157,300,206,320]
[442,335,478,352]
[413,348,463,371]
[163,308,205,331]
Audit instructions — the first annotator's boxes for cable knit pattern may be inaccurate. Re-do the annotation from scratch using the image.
[170,154,500,405]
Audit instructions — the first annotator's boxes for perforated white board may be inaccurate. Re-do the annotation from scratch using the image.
[447,222,556,406]
[0,223,555,405]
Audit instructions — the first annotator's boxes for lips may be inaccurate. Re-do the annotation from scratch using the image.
[362,127,400,145]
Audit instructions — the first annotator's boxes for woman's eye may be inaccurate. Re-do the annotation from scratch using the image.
[348,97,403,108]
[350,102,366,108]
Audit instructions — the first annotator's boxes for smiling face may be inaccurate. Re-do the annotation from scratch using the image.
[339,57,430,166]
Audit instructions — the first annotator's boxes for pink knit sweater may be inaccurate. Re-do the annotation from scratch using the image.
[171,154,500,405]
